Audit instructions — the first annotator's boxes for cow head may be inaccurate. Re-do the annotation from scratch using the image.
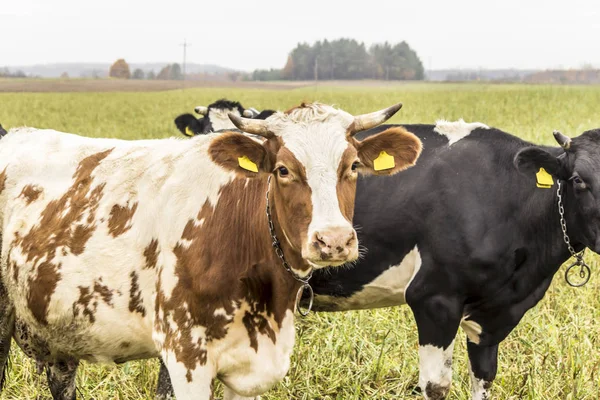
[174,99,275,136]
[208,102,422,269]
[515,129,600,253]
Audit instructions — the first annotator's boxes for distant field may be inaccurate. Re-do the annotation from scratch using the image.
[0,83,599,399]
[0,78,313,93]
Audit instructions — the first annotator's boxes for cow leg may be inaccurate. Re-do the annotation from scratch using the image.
[223,387,260,400]
[156,359,175,399]
[466,340,497,400]
[45,359,79,400]
[0,282,14,391]
[161,352,214,400]
[409,296,462,400]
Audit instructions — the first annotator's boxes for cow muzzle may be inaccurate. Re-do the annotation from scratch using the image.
[304,226,358,267]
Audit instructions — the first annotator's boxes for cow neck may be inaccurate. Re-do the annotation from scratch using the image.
[517,176,585,284]
[264,175,315,315]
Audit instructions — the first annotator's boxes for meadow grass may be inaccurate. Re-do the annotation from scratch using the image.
[0,83,600,399]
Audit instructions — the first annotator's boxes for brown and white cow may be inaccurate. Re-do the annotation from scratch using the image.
[0,103,421,400]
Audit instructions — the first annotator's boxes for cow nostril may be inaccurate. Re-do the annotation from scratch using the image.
[315,233,327,246]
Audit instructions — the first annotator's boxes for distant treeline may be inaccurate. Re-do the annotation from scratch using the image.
[251,39,424,81]
[0,68,28,78]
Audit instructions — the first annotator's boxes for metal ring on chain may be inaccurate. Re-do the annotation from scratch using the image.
[565,261,591,287]
[557,180,592,287]
[295,284,314,317]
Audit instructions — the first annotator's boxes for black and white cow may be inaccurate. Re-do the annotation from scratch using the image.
[174,99,275,136]
[306,121,600,399]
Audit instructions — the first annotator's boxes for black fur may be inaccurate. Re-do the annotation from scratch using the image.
[173,98,275,136]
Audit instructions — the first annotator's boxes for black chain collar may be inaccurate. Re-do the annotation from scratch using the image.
[557,180,591,287]
[265,175,314,316]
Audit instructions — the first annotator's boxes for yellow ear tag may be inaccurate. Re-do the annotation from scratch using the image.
[536,168,554,189]
[238,156,258,173]
[184,126,194,137]
[373,151,395,171]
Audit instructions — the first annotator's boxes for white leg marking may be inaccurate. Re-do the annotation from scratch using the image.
[418,340,455,399]
[469,363,491,400]
[434,119,489,145]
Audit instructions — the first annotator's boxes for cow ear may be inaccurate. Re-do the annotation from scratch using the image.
[208,132,271,177]
[174,114,203,137]
[514,147,563,177]
[354,127,422,176]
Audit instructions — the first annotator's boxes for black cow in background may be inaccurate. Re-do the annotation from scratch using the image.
[306,121,600,399]
[174,98,275,136]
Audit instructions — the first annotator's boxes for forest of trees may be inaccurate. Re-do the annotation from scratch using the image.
[251,39,424,81]
[107,59,183,80]
[0,68,27,78]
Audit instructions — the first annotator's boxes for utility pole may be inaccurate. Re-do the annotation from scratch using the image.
[314,57,319,82]
[180,39,191,82]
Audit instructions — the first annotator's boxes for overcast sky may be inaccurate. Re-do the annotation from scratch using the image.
[1,0,599,71]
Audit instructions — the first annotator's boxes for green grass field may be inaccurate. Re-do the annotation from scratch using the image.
[0,83,600,399]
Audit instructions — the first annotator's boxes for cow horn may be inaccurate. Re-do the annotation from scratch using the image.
[347,103,403,137]
[194,106,208,115]
[553,130,572,150]
[242,109,255,118]
[228,114,274,138]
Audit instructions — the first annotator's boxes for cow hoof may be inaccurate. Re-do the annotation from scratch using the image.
[424,381,450,400]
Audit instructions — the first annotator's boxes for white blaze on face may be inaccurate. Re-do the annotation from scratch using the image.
[434,119,489,145]
[209,108,242,131]
[270,105,355,255]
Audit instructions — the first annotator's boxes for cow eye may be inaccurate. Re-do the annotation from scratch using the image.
[277,166,289,177]
[351,161,360,172]
[570,174,587,189]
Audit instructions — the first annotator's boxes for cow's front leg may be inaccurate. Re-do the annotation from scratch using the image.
[466,340,497,400]
[45,359,79,400]
[161,351,214,400]
[223,386,260,400]
[408,294,462,400]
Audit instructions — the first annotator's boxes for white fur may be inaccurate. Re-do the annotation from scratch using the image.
[434,119,489,145]
[195,106,208,115]
[223,388,259,400]
[209,108,242,131]
[162,350,215,399]
[469,365,491,400]
[216,309,295,397]
[313,246,422,310]
[419,341,455,399]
